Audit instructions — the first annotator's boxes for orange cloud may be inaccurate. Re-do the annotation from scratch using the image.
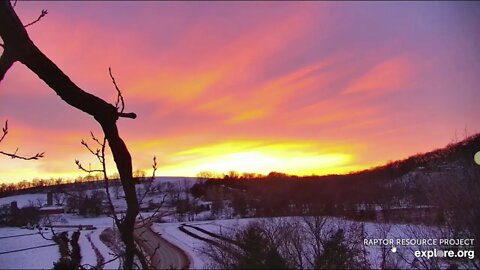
[192,53,353,125]
[132,68,225,103]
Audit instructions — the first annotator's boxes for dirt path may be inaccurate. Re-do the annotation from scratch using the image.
[134,223,190,269]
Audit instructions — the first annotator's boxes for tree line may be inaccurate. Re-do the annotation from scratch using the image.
[192,133,480,224]
[0,169,148,197]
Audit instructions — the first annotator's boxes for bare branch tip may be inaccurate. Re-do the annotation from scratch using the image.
[24,9,48,28]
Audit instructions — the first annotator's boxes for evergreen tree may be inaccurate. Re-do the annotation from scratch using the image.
[314,229,363,269]
[236,225,289,269]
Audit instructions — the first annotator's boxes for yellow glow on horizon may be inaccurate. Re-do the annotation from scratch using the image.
[151,140,356,177]
[1,139,367,184]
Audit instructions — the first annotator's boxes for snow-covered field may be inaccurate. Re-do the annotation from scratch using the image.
[0,177,197,269]
[0,215,119,270]
[88,177,198,212]
[1,177,456,269]
[0,227,59,269]
[152,217,440,270]
[0,193,47,208]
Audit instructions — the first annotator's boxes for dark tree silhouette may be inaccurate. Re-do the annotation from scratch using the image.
[0,1,140,268]
[235,225,289,270]
[0,120,44,160]
[314,229,363,269]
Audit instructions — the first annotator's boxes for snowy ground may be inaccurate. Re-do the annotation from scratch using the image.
[1,178,450,269]
[152,217,439,270]
[0,215,119,270]
[0,193,47,208]
[107,177,198,212]
[0,227,59,269]
[0,212,444,269]
[153,222,208,269]
[0,177,198,269]
[152,218,270,269]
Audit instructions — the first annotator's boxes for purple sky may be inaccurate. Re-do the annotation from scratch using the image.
[1,1,479,183]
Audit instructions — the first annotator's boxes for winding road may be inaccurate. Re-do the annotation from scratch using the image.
[134,223,190,269]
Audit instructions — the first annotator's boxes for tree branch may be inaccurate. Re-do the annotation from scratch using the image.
[23,9,47,28]
[76,132,122,228]
[0,3,129,122]
[0,120,45,160]
[0,1,139,267]
[0,120,8,144]
[74,159,104,174]
[0,149,44,160]
[109,67,124,113]
[89,131,103,148]
[138,156,157,205]
[0,49,15,81]
[118,112,137,119]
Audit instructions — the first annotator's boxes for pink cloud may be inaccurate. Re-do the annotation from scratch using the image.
[343,55,411,95]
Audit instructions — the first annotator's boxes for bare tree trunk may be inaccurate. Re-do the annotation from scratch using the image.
[0,1,139,268]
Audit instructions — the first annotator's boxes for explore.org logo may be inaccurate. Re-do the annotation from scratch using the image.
[364,238,475,260]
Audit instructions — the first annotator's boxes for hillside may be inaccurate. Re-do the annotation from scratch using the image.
[349,133,480,180]
[198,133,480,224]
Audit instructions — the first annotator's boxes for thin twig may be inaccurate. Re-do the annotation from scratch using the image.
[100,135,122,227]
[38,215,57,241]
[76,132,123,233]
[0,150,44,160]
[90,131,103,148]
[109,67,124,113]
[138,156,157,204]
[81,140,101,162]
[0,120,8,144]
[75,159,104,174]
[144,194,168,224]
[24,9,47,28]
[0,120,45,160]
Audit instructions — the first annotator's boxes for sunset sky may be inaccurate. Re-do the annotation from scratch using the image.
[1,2,479,183]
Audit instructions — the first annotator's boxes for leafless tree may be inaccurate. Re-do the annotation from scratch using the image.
[373,223,404,269]
[75,131,149,269]
[196,171,217,181]
[53,192,66,206]
[76,129,171,268]
[302,215,328,263]
[421,164,480,269]
[394,225,445,270]
[200,217,372,269]
[260,218,308,269]
[0,1,141,268]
